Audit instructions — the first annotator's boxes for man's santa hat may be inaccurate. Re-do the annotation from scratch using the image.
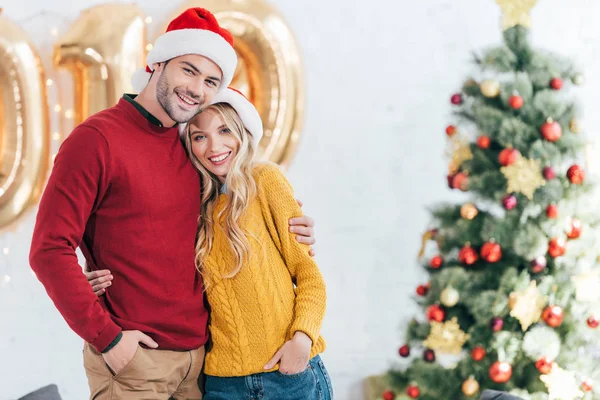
[131,8,237,93]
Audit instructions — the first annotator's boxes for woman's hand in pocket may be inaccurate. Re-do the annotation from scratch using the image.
[264,331,312,374]
[85,269,113,296]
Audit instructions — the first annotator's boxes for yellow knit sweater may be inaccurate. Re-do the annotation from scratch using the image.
[202,163,326,377]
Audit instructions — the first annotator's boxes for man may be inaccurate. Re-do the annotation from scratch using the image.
[29,8,315,399]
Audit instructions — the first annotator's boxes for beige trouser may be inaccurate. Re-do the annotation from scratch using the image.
[83,342,205,400]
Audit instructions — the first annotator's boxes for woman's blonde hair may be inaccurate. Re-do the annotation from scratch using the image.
[183,103,257,286]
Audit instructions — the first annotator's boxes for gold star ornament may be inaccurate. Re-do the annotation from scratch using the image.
[495,0,539,30]
[501,156,545,200]
[509,281,547,331]
[423,317,470,354]
[447,135,473,174]
[540,363,584,400]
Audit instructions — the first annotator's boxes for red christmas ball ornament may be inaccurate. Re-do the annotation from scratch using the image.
[566,218,582,239]
[540,118,562,142]
[480,240,502,263]
[550,77,563,90]
[426,304,445,322]
[543,166,556,180]
[548,237,566,258]
[567,165,585,184]
[382,390,395,400]
[490,317,504,332]
[471,346,486,361]
[582,378,594,392]
[399,344,410,357]
[446,125,457,136]
[509,94,524,109]
[429,255,443,269]
[587,315,599,329]
[416,284,429,296]
[489,361,513,383]
[451,93,463,105]
[476,135,491,149]
[546,204,559,219]
[542,305,564,327]
[452,172,469,191]
[498,148,520,166]
[423,348,436,363]
[530,256,547,273]
[406,385,420,398]
[535,357,553,374]
[502,194,518,210]
[459,244,479,265]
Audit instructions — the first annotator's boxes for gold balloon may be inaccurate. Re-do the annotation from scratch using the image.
[462,376,480,396]
[460,203,478,220]
[0,11,50,229]
[53,4,146,125]
[162,0,305,168]
[440,286,460,307]
[481,79,500,98]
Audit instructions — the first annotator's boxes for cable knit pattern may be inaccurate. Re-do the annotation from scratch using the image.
[203,162,327,377]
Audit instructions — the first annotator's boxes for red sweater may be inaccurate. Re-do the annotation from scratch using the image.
[29,98,208,352]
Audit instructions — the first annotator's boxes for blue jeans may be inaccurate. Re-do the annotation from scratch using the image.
[204,355,334,400]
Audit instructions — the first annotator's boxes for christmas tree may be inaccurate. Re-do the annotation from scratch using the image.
[382,2,600,400]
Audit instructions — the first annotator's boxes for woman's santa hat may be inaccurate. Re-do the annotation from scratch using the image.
[180,87,263,145]
[131,8,237,93]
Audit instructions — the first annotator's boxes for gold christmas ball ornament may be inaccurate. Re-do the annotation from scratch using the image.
[462,376,480,397]
[481,79,501,98]
[440,286,460,307]
[572,73,585,86]
[460,203,479,220]
[569,119,581,134]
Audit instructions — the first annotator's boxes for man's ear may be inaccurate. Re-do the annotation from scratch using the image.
[152,62,165,73]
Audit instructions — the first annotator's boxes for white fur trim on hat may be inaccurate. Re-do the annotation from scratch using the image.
[212,88,263,144]
[131,29,237,93]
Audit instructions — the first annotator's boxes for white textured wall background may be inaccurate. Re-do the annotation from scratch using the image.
[2,0,600,399]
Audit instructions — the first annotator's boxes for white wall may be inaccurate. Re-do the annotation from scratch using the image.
[2,0,600,399]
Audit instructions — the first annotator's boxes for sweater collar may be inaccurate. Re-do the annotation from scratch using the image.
[118,94,178,137]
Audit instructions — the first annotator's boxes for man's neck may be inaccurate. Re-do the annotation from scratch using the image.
[134,89,176,127]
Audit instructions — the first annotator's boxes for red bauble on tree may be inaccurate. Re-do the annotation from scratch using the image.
[480,240,502,262]
[476,135,491,149]
[399,344,410,357]
[416,284,429,296]
[406,385,420,398]
[540,118,562,142]
[548,237,566,258]
[451,93,463,105]
[536,357,553,374]
[566,218,582,239]
[582,379,594,392]
[451,172,469,191]
[550,77,563,90]
[567,165,585,184]
[423,348,436,363]
[459,244,479,265]
[382,390,395,400]
[530,256,547,273]
[546,204,558,219]
[490,317,504,332]
[542,305,564,327]
[509,94,524,109]
[502,194,518,210]
[427,304,445,322]
[543,166,556,180]
[471,346,486,361]
[587,315,599,329]
[446,125,457,136]
[489,361,513,383]
[498,148,520,166]
[429,255,443,269]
